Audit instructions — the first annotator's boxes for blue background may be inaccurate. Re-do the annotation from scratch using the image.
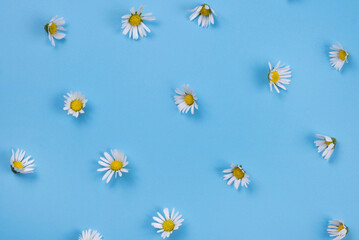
[0,0,358,239]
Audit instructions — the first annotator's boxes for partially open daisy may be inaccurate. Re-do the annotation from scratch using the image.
[314,134,337,160]
[327,219,348,240]
[330,43,349,71]
[44,16,66,46]
[152,208,184,239]
[10,149,35,174]
[189,4,216,28]
[97,149,128,183]
[223,164,250,189]
[79,229,102,240]
[121,6,155,40]
[268,61,291,93]
[174,84,198,114]
[63,91,87,118]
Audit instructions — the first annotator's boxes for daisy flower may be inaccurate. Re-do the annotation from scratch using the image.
[79,229,102,240]
[44,16,66,46]
[189,4,216,28]
[327,219,349,240]
[314,134,337,160]
[330,43,349,71]
[97,149,129,183]
[268,61,291,93]
[10,149,35,174]
[223,164,250,189]
[63,91,87,118]
[152,208,184,239]
[121,6,155,40]
[174,84,198,114]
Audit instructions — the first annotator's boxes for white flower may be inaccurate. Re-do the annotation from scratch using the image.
[97,149,129,183]
[327,219,348,240]
[268,61,291,93]
[45,16,66,46]
[223,164,250,189]
[189,4,216,28]
[63,91,87,118]
[152,208,184,239]
[330,43,349,71]
[121,6,155,40]
[174,84,198,114]
[79,229,102,240]
[314,134,337,160]
[10,149,35,174]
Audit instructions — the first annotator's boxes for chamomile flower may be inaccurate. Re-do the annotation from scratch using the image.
[330,43,349,71]
[44,16,66,46]
[97,149,128,183]
[174,84,198,114]
[268,61,291,93]
[63,91,87,118]
[121,6,155,40]
[314,134,337,160]
[79,229,102,240]
[10,149,35,174]
[327,219,348,240]
[223,164,250,189]
[152,208,184,239]
[189,4,216,28]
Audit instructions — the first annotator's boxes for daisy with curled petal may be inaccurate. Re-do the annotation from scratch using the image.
[44,16,66,46]
[174,85,198,114]
[63,91,87,118]
[189,4,216,28]
[268,61,291,93]
[314,134,337,160]
[79,229,102,240]
[223,164,250,189]
[97,149,129,183]
[10,149,35,174]
[121,6,155,40]
[327,219,348,240]
[152,208,184,239]
[330,43,349,71]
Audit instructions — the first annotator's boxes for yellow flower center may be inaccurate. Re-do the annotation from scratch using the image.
[48,23,57,35]
[200,5,211,16]
[13,161,23,169]
[232,167,245,179]
[338,224,345,232]
[163,220,175,232]
[184,94,195,105]
[110,160,123,171]
[129,14,142,26]
[70,100,83,112]
[269,71,280,83]
[325,141,332,147]
[338,50,348,61]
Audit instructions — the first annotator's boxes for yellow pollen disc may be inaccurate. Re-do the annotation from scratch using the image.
[269,71,280,83]
[232,167,245,179]
[110,160,123,171]
[338,50,348,61]
[163,220,175,232]
[184,94,195,105]
[325,141,332,147]
[48,23,57,35]
[200,5,211,16]
[13,161,23,169]
[70,100,83,112]
[338,224,345,232]
[129,14,141,26]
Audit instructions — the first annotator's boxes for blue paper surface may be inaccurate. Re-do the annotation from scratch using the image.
[0,0,358,239]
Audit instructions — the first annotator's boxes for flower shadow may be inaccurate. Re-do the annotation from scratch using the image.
[253,63,268,90]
